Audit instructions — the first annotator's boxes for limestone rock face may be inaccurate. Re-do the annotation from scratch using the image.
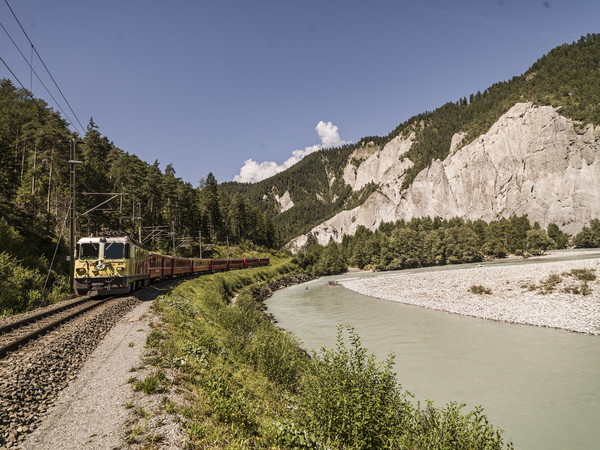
[289,103,600,250]
[275,191,294,213]
[343,133,415,192]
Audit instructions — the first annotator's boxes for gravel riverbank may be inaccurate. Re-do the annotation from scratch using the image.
[338,256,600,335]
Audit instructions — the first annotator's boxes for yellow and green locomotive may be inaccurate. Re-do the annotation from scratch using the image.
[74,234,148,295]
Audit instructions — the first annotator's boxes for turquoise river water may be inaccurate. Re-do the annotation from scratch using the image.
[266,254,600,449]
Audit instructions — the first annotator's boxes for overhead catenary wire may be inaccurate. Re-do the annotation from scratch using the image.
[0,54,46,116]
[0,19,78,129]
[3,0,86,135]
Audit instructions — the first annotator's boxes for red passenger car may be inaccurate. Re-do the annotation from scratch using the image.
[149,252,173,279]
[243,258,260,267]
[210,259,228,271]
[172,256,192,276]
[191,258,210,273]
[228,258,244,269]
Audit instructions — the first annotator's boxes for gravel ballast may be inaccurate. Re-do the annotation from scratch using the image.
[19,299,153,449]
[338,256,600,335]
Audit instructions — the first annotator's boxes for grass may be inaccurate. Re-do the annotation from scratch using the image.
[126,257,511,448]
[564,268,596,282]
[132,370,167,395]
[469,285,492,295]
[523,268,596,295]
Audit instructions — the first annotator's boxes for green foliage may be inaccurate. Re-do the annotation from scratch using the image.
[303,215,572,276]
[249,324,305,390]
[270,421,325,449]
[470,285,492,295]
[299,326,510,449]
[204,368,259,433]
[132,370,168,395]
[0,251,45,315]
[565,268,596,282]
[341,215,569,272]
[144,260,510,448]
[573,219,600,248]
[300,326,413,448]
[537,273,563,294]
[406,401,511,449]
[525,229,556,256]
[311,239,347,275]
[547,223,570,249]
[522,269,595,296]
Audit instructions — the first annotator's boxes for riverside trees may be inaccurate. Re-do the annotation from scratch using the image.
[296,215,583,275]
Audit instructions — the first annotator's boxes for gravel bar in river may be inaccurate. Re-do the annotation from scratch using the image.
[338,257,600,335]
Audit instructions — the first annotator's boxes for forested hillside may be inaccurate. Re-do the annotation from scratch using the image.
[0,79,275,315]
[221,144,378,242]
[224,34,600,243]
[2,34,599,314]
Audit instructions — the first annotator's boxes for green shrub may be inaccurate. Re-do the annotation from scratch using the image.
[469,285,492,295]
[405,401,511,449]
[299,326,511,449]
[537,273,563,294]
[0,251,45,315]
[300,326,413,448]
[250,324,305,390]
[565,268,596,281]
[204,369,258,433]
[270,421,325,449]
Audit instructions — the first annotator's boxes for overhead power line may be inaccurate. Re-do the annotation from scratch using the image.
[0,54,46,115]
[0,20,78,128]
[3,0,86,134]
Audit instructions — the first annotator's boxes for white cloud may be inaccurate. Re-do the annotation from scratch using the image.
[234,121,349,183]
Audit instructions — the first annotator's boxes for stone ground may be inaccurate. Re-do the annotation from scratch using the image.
[19,285,177,449]
[339,253,600,335]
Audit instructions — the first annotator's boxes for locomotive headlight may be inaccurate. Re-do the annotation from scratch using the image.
[116,266,124,271]
[76,268,86,274]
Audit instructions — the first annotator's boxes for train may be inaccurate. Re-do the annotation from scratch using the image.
[73,233,269,296]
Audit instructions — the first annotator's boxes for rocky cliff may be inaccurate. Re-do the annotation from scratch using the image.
[289,102,600,250]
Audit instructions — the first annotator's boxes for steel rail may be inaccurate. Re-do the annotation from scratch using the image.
[0,298,111,358]
[0,297,92,334]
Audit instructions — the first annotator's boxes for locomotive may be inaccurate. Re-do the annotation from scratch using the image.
[73,233,269,296]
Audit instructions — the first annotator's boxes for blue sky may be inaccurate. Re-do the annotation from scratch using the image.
[1,0,598,185]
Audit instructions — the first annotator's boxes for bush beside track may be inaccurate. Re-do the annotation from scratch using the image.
[131,257,512,449]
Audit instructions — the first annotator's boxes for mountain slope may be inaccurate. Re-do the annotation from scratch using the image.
[223,34,600,245]
[289,102,600,249]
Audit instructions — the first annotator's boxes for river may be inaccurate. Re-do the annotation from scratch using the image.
[266,254,600,449]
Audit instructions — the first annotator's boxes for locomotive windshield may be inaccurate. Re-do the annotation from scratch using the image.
[104,242,125,259]
[79,243,99,259]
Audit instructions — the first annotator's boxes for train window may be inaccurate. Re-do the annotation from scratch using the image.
[104,242,125,259]
[79,243,99,259]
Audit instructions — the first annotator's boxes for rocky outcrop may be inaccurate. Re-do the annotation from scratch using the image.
[289,103,600,250]
[275,191,294,212]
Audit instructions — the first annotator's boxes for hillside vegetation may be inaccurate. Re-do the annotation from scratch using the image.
[0,80,277,315]
[224,34,600,243]
[2,34,599,315]
[127,262,512,448]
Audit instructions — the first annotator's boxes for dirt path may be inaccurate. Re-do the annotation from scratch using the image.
[21,293,157,449]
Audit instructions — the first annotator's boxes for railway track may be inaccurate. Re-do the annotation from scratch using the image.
[0,297,112,358]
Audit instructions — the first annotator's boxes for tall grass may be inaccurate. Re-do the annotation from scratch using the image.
[145,259,511,448]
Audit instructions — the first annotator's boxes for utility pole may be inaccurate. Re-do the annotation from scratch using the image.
[172,222,175,256]
[68,139,83,294]
[199,231,202,258]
